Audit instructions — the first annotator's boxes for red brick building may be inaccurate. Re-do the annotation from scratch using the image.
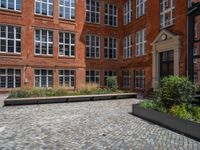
[0,0,194,94]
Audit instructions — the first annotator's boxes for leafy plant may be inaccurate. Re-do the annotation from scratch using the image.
[140,100,167,113]
[106,76,118,91]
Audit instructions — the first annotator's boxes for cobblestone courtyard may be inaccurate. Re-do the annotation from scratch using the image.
[0,99,200,150]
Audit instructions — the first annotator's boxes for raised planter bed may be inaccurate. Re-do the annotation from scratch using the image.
[4,93,136,106]
[132,104,200,142]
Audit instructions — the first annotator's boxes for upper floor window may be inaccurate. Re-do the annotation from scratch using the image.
[59,32,75,57]
[59,0,76,20]
[136,0,146,18]
[136,28,146,56]
[35,0,54,16]
[135,70,145,89]
[104,37,117,59]
[0,68,21,88]
[35,69,53,88]
[0,25,21,54]
[104,4,118,27]
[124,35,132,59]
[124,0,132,25]
[35,29,53,55]
[0,0,21,11]
[86,70,100,84]
[160,0,175,28]
[59,69,75,88]
[86,35,100,59]
[86,0,100,24]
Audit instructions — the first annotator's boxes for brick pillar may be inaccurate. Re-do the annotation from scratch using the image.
[76,68,86,90]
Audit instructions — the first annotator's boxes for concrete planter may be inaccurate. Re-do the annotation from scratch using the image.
[132,104,200,142]
[4,93,136,106]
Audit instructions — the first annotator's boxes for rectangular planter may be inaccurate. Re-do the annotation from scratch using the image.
[132,104,200,142]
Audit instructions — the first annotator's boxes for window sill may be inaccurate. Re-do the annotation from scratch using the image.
[59,18,76,24]
[0,52,21,57]
[86,57,100,60]
[58,56,76,59]
[0,9,21,16]
[35,14,54,21]
[34,54,53,58]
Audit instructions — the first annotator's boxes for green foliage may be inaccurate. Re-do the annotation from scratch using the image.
[106,76,118,91]
[158,76,196,109]
[140,100,167,113]
[189,106,200,123]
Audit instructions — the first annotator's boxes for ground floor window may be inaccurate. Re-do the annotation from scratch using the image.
[0,69,21,88]
[35,69,53,88]
[59,70,75,88]
[86,70,100,84]
[104,70,117,86]
[123,71,131,88]
[135,70,145,89]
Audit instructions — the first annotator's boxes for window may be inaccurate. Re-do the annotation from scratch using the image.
[194,46,198,63]
[135,70,145,89]
[59,32,75,57]
[59,0,76,20]
[136,0,146,18]
[0,0,21,11]
[86,35,100,58]
[86,0,100,23]
[136,28,146,56]
[160,0,175,28]
[35,29,53,55]
[124,35,132,58]
[35,0,54,16]
[194,72,198,83]
[124,0,132,25]
[35,69,53,88]
[104,37,117,59]
[0,25,21,54]
[0,69,21,88]
[59,70,75,88]
[104,4,118,27]
[104,70,116,86]
[123,71,131,88]
[86,70,100,84]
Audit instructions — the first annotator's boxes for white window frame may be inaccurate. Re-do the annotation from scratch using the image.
[104,3,118,27]
[86,35,100,59]
[124,35,132,59]
[0,0,21,11]
[104,37,118,59]
[124,0,132,25]
[59,69,76,88]
[35,29,53,56]
[136,28,146,56]
[160,0,175,28]
[0,68,21,88]
[0,25,21,54]
[135,70,145,89]
[59,0,76,20]
[123,70,131,88]
[35,0,54,16]
[86,70,100,84]
[136,0,147,18]
[34,69,53,88]
[86,0,100,24]
[59,32,75,57]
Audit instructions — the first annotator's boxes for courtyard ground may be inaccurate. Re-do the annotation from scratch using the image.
[0,98,200,150]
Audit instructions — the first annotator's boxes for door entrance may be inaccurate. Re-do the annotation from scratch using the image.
[160,50,174,79]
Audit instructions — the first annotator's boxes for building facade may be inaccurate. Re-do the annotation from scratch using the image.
[0,0,192,94]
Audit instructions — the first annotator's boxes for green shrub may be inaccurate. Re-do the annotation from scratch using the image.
[140,100,167,113]
[158,76,196,109]
[189,106,200,123]
[169,104,193,121]
[106,76,118,91]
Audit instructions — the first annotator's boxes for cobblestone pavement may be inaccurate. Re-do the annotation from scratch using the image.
[0,99,200,150]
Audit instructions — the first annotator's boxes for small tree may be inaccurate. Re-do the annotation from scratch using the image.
[106,76,118,91]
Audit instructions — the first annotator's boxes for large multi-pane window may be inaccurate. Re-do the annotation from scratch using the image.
[104,37,117,59]
[136,28,146,56]
[104,4,118,27]
[124,35,132,59]
[86,35,100,58]
[59,32,75,57]
[35,69,53,88]
[0,25,21,54]
[136,0,146,18]
[59,0,76,20]
[104,70,117,86]
[59,70,75,88]
[160,0,175,28]
[35,0,54,16]
[0,0,21,11]
[135,70,145,89]
[0,69,21,88]
[124,0,132,25]
[86,0,100,23]
[35,29,53,55]
[86,70,100,84]
[123,71,131,88]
